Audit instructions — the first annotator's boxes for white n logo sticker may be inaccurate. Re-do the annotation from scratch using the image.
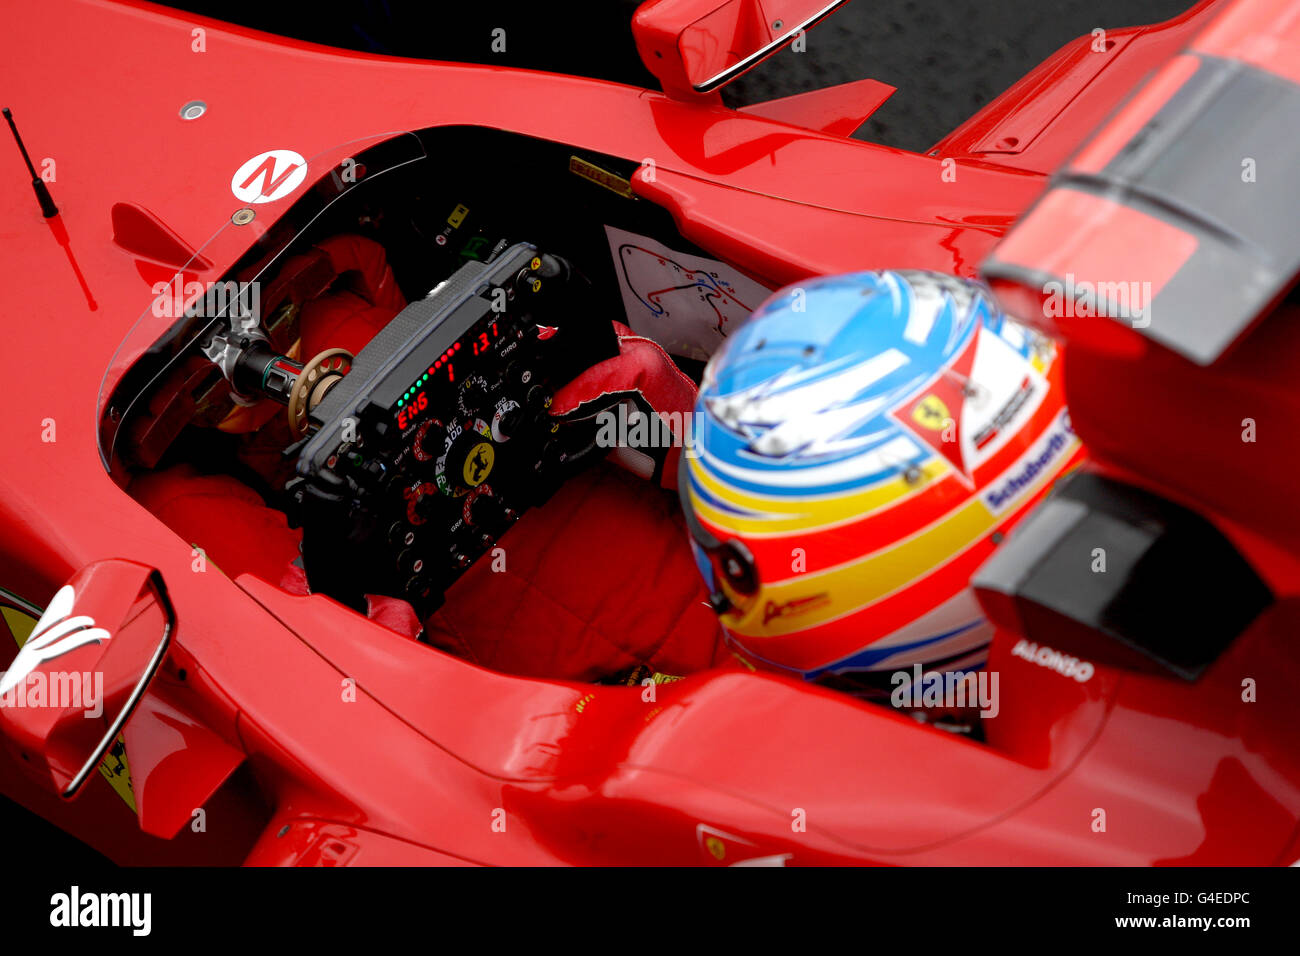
[230,149,308,204]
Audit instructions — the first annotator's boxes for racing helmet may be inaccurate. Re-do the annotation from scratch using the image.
[680,269,1081,695]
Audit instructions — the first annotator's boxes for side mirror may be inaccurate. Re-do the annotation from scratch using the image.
[0,560,173,798]
[633,0,851,98]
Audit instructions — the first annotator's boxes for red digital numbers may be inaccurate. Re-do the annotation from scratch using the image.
[471,323,501,357]
[397,390,429,430]
[400,322,501,426]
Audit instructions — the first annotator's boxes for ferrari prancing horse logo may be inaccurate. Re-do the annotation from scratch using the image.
[464,442,495,487]
[911,395,950,431]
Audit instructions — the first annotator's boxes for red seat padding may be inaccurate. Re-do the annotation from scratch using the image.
[297,234,408,359]
[130,465,303,587]
[299,289,397,360]
[424,460,723,681]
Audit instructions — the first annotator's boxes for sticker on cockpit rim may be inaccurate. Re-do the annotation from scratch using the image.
[569,156,634,199]
[230,149,308,204]
[603,225,773,361]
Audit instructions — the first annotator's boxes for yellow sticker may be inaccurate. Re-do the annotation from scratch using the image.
[568,156,634,199]
[0,593,136,812]
[97,735,136,812]
[0,605,36,645]
[447,203,470,228]
[912,395,950,430]
[463,442,495,487]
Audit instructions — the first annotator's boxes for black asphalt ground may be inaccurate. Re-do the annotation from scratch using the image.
[176,0,1195,151]
[728,0,1196,150]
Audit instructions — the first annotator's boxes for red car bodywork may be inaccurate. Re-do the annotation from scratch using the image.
[3,0,1298,866]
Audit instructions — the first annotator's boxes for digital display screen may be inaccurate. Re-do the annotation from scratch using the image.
[394,318,503,431]
[396,391,428,431]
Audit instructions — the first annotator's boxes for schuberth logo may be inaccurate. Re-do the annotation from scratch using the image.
[982,409,1074,514]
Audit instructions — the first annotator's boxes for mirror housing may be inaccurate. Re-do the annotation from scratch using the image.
[633,0,851,99]
[0,560,173,798]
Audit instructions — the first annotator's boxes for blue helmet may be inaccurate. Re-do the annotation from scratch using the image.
[681,270,1080,696]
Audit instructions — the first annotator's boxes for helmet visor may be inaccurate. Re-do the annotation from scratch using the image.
[677,455,759,613]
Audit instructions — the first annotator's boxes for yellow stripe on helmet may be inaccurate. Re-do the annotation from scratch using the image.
[686,452,949,537]
[721,438,1078,637]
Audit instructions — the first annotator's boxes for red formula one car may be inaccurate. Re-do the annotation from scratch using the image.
[1,0,1297,866]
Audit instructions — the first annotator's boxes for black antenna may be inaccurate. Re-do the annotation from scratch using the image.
[3,108,58,218]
